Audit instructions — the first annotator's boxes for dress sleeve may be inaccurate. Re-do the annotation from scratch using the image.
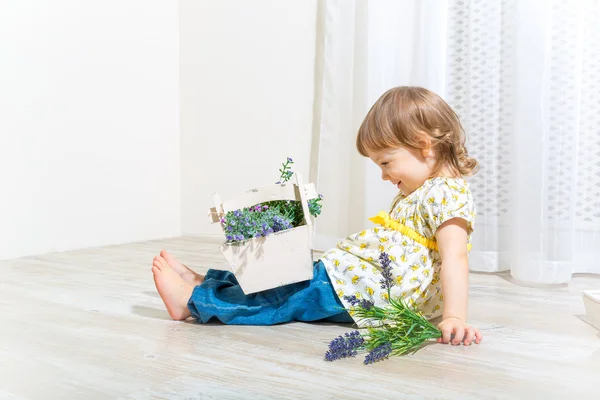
[420,180,476,236]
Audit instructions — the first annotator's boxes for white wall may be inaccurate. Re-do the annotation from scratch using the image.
[0,1,180,260]
[179,0,317,235]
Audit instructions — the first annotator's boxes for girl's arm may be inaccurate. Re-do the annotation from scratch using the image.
[436,218,483,346]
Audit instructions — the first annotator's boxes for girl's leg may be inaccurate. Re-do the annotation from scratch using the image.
[187,261,353,325]
[159,250,204,286]
[159,249,239,287]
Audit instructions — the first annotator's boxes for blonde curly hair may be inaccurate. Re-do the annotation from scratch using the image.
[356,86,478,178]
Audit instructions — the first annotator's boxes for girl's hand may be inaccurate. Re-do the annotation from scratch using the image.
[437,317,483,345]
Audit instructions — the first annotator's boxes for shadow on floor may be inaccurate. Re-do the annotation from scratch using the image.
[132,305,173,321]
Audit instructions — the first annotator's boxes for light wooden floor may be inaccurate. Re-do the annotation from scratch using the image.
[1,236,600,399]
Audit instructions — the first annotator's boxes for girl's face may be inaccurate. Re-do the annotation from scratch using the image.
[367,146,435,195]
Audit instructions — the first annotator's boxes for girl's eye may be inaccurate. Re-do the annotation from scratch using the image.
[381,162,389,166]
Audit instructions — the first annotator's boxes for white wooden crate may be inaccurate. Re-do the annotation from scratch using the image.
[207,173,317,294]
[583,290,600,331]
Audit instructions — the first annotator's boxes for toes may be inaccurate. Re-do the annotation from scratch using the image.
[153,258,168,271]
[160,249,168,259]
[157,256,170,269]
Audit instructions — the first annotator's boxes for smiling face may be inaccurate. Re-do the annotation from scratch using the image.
[367,146,435,195]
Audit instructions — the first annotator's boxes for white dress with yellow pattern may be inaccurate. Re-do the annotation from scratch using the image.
[320,177,476,324]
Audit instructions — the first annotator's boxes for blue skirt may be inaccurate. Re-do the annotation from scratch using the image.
[187,260,353,325]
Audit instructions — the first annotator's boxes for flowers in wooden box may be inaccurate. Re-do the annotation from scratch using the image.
[221,158,323,243]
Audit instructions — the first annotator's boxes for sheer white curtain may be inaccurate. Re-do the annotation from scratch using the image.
[312,0,600,283]
[446,0,600,282]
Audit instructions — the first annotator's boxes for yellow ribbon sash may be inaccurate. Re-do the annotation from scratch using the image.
[368,211,471,252]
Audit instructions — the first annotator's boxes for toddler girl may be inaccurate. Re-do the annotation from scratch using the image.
[152,86,482,346]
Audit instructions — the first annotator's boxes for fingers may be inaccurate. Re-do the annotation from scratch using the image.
[436,321,482,346]
[474,328,483,344]
[464,327,476,346]
[463,326,476,346]
[452,326,465,345]
[441,326,453,344]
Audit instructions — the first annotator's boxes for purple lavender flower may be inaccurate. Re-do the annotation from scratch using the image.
[344,294,359,306]
[234,210,242,217]
[379,252,395,291]
[364,343,392,365]
[287,157,293,162]
[271,215,293,233]
[226,235,233,241]
[260,224,275,236]
[263,205,268,210]
[360,300,374,310]
[275,181,281,184]
[343,295,374,310]
[324,331,364,361]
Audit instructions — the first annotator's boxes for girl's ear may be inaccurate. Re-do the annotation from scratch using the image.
[419,132,432,158]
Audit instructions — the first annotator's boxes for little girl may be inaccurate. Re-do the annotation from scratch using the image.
[152,86,482,346]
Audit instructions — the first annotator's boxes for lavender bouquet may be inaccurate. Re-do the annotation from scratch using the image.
[324,252,442,365]
[221,158,323,243]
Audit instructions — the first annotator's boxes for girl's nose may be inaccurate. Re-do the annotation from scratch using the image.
[381,171,390,181]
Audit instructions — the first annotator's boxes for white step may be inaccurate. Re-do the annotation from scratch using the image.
[583,290,600,331]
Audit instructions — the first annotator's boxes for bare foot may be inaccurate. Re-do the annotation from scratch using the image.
[152,256,194,320]
[159,250,204,286]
